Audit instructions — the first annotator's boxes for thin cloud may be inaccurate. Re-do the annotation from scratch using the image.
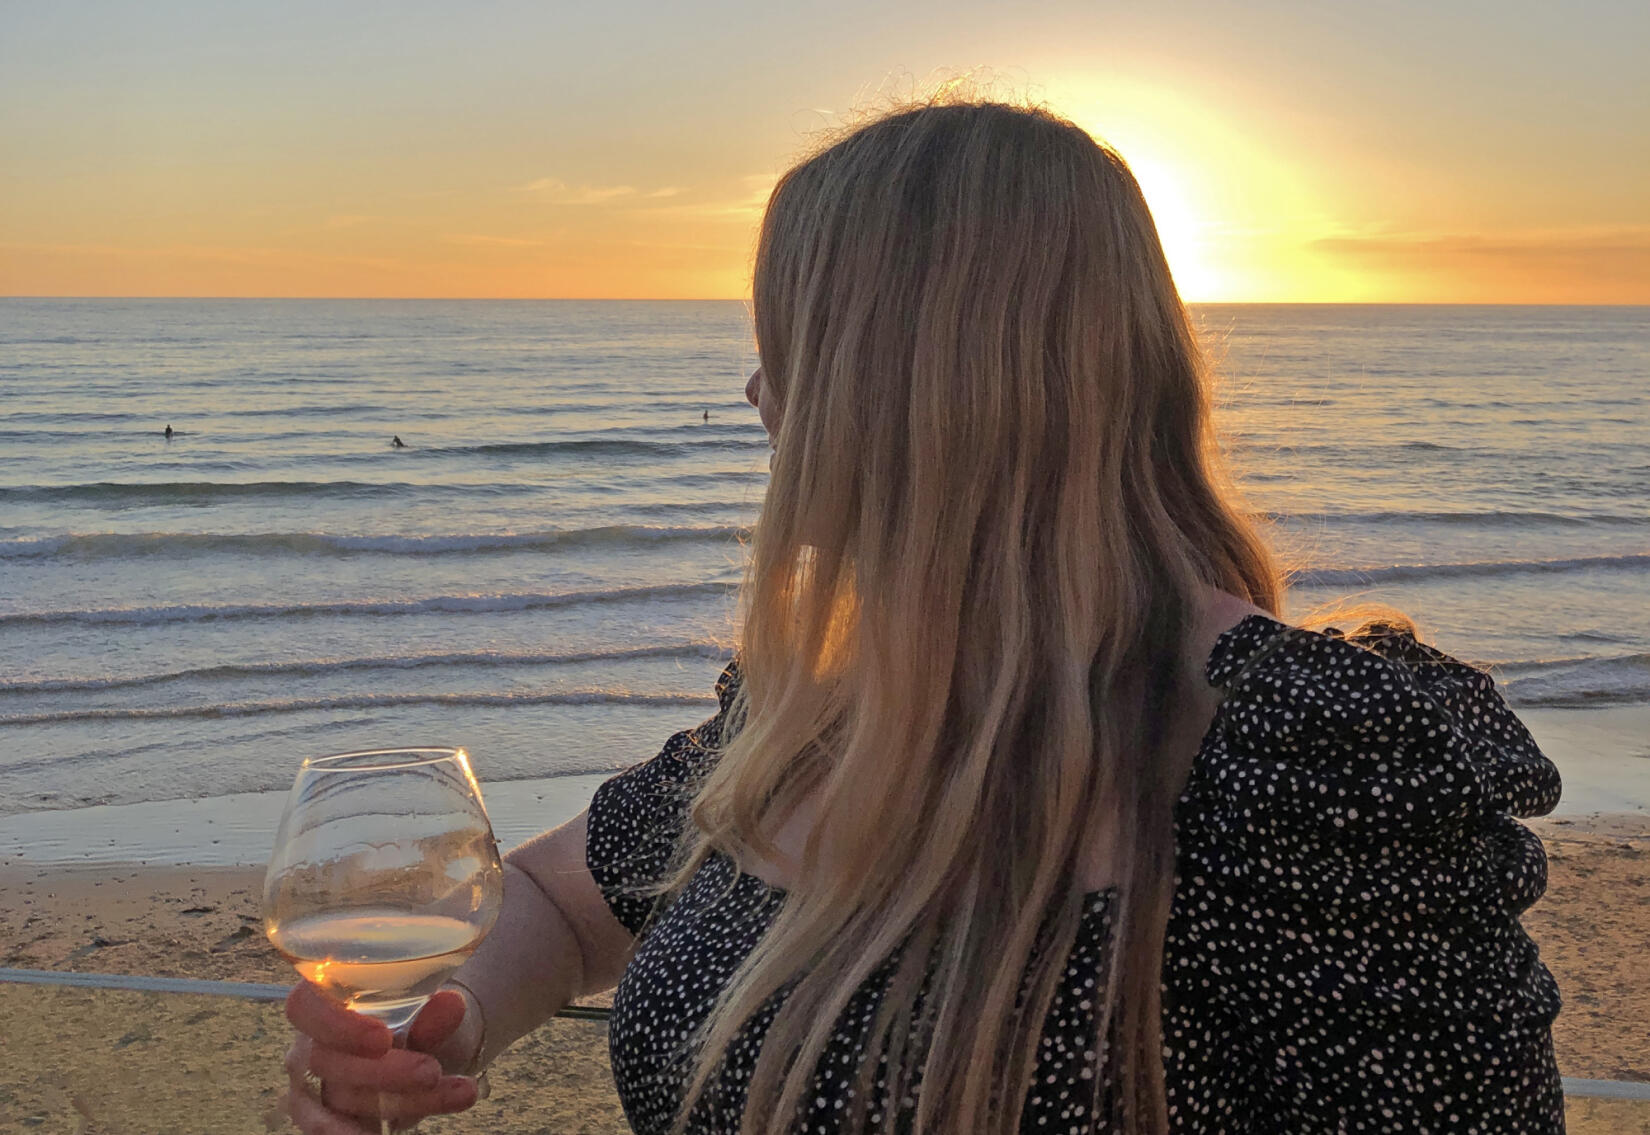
[515,178,639,204]
[443,233,547,248]
[625,238,748,253]
[1314,225,1650,264]
[627,174,775,220]
[0,241,409,272]
[1311,225,1650,300]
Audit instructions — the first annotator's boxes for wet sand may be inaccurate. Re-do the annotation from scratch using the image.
[2,816,1647,1131]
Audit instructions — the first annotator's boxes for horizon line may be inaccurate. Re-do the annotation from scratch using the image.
[5,296,1649,307]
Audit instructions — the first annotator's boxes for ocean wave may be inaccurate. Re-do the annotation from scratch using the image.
[3,410,142,424]
[1486,656,1598,676]
[0,524,749,560]
[227,403,396,418]
[1395,441,1467,453]
[423,436,769,459]
[1267,509,1649,528]
[0,688,719,727]
[0,480,448,505]
[0,581,737,628]
[0,642,733,696]
[1499,653,1650,708]
[1,442,768,502]
[1295,552,1650,587]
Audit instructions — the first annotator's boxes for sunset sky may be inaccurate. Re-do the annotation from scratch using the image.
[3,1,1646,302]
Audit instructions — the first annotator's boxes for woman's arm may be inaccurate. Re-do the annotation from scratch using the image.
[428,809,637,1072]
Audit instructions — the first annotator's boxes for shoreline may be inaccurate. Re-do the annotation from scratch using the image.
[0,772,610,868]
[2,704,1646,870]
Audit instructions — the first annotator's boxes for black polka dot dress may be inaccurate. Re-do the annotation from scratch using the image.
[585,616,1566,1132]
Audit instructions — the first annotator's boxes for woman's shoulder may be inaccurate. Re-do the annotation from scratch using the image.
[1194,610,1562,832]
[1167,611,1565,1118]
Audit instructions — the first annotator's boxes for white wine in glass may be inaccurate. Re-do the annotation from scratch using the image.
[265,747,504,1132]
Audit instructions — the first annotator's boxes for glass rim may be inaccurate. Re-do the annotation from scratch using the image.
[300,746,470,773]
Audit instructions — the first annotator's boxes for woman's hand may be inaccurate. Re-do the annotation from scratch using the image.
[282,982,481,1133]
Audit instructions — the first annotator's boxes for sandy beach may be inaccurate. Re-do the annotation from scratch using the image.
[0,864,629,1133]
[2,815,1647,1132]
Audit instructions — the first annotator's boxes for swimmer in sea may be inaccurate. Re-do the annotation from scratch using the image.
[164,424,173,438]
[703,410,709,422]
[392,435,406,448]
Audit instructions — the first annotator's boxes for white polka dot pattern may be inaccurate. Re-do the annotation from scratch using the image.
[586,616,1566,1132]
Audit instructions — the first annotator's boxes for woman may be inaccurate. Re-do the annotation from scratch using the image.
[283,100,1565,1134]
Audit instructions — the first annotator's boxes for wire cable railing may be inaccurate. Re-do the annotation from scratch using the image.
[3,966,1645,1102]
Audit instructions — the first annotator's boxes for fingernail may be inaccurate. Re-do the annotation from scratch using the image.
[440,1076,476,1106]
[415,1057,442,1088]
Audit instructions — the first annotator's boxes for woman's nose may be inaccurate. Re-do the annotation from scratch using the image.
[745,368,762,409]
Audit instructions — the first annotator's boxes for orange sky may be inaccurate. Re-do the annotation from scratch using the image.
[2,2,1646,302]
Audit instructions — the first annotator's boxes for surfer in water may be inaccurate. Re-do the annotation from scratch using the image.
[702,410,710,422]
[164,424,173,439]
[392,435,407,448]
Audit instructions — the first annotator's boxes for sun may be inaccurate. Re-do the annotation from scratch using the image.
[1121,153,1221,301]
[1052,71,1346,302]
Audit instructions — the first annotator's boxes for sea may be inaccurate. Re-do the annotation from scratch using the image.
[1,300,1647,846]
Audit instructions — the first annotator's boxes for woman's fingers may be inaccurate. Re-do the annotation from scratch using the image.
[320,1076,480,1124]
[284,1026,443,1097]
[405,988,467,1053]
[282,980,478,1129]
[284,1078,378,1134]
[285,982,391,1057]
[283,1043,476,1130]
[305,1044,443,1094]
[283,1037,313,1082]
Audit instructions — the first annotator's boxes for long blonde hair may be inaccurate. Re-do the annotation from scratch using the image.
[675,99,1280,1134]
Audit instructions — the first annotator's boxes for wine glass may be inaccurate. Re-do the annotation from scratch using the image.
[264,747,504,1134]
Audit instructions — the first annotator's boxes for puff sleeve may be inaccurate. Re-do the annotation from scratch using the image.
[1161,616,1565,1134]
[584,661,741,937]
